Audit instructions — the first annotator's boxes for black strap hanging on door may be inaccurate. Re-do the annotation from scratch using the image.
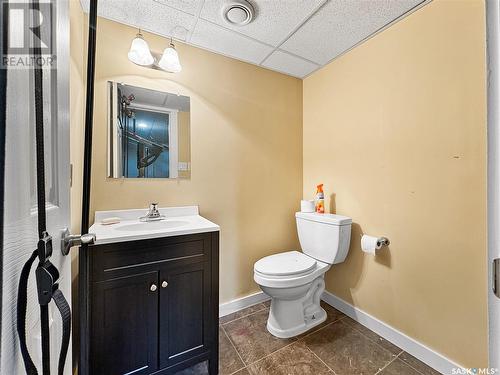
[16,1,71,374]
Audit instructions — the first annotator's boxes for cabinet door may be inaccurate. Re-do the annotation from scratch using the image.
[91,271,159,375]
[159,263,210,368]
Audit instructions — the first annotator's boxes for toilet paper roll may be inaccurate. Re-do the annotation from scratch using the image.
[361,235,381,255]
[301,200,315,213]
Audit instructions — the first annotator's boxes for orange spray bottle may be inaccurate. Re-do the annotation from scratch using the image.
[315,184,325,213]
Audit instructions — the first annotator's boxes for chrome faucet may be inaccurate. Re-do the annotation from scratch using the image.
[140,203,165,222]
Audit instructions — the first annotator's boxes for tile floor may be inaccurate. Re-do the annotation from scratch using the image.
[176,300,441,375]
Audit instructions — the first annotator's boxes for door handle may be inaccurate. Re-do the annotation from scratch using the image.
[150,284,158,292]
[494,258,500,299]
[61,227,96,255]
[161,281,168,288]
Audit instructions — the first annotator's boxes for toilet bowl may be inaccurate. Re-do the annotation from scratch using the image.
[254,212,352,338]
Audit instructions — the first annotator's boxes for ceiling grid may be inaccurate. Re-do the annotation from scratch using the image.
[80,0,428,78]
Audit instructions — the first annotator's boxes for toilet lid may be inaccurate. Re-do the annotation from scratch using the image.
[254,251,317,277]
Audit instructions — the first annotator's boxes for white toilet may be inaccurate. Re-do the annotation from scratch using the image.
[254,212,352,338]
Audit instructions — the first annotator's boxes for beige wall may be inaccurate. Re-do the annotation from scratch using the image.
[84,18,303,303]
[303,0,487,368]
[70,0,85,235]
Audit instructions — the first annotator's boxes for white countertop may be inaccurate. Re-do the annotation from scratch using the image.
[89,206,219,245]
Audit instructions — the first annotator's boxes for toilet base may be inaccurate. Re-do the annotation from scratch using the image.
[266,306,327,338]
[262,276,327,338]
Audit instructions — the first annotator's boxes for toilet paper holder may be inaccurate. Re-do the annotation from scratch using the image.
[376,237,390,248]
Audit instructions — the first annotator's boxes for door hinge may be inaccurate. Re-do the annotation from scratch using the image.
[493,258,500,299]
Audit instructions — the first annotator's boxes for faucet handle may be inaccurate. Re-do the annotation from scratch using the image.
[140,203,164,222]
[149,203,161,217]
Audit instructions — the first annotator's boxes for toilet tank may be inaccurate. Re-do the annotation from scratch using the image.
[296,212,352,264]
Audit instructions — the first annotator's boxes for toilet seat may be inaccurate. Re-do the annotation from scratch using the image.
[254,251,317,277]
[254,251,330,289]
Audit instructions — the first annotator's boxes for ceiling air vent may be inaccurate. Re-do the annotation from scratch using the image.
[221,0,255,26]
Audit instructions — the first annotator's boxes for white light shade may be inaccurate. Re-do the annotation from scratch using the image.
[127,34,154,66]
[158,45,182,73]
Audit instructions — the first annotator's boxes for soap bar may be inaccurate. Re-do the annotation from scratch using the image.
[101,217,121,225]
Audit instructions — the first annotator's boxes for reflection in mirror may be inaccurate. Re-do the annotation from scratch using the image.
[107,82,191,179]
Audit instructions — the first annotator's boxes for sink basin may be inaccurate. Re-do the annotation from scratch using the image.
[90,206,220,245]
[115,220,189,232]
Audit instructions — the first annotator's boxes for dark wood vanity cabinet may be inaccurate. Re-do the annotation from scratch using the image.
[79,232,219,375]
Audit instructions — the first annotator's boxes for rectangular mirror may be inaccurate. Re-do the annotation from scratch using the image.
[107,82,191,178]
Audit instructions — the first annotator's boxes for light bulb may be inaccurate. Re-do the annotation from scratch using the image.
[127,33,154,66]
[158,43,182,73]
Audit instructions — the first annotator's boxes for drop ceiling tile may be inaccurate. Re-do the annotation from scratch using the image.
[152,0,202,16]
[80,0,196,39]
[281,0,424,65]
[262,50,319,78]
[190,19,274,64]
[199,0,326,47]
[164,95,191,111]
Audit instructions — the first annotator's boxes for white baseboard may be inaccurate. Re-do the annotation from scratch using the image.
[219,291,270,318]
[321,290,461,375]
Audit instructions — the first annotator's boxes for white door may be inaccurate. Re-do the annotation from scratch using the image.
[1,1,71,374]
[488,0,500,369]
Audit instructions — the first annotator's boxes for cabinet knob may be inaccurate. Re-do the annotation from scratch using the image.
[161,281,168,288]
[150,284,157,292]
